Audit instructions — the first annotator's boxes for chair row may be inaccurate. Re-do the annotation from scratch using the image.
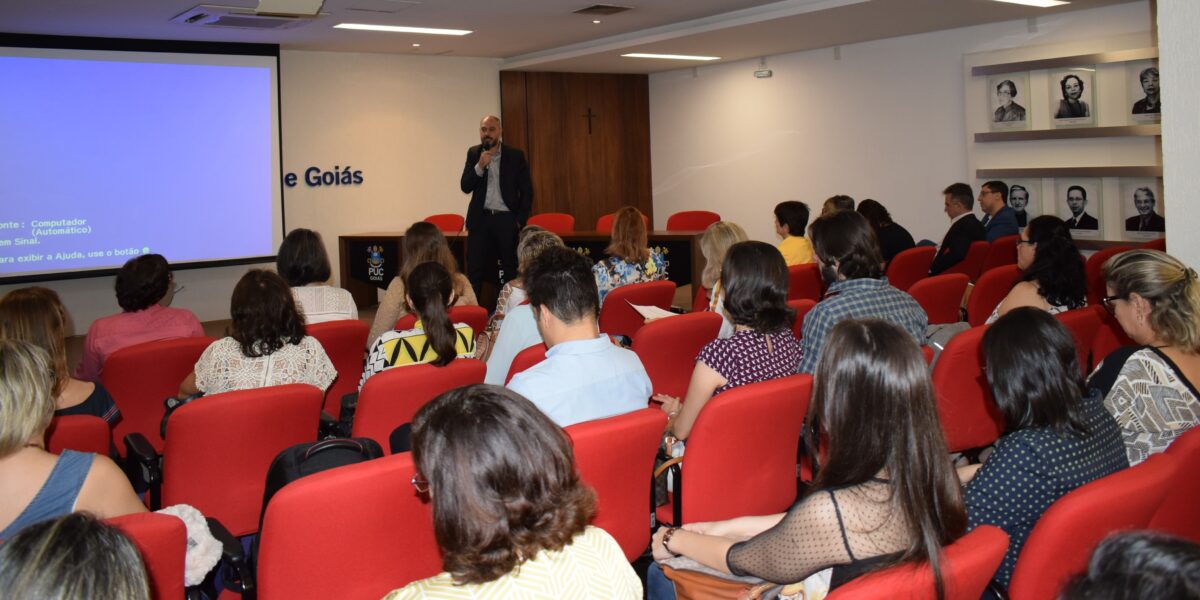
[422,210,721,235]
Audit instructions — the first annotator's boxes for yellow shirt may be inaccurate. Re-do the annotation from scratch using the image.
[778,235,814,266]
[381,526,642,599]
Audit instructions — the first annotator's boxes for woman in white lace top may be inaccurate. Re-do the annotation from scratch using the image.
[276,228,358,325]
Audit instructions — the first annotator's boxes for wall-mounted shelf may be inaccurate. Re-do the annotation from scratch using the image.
[1077,240,1155,251]
[970,47,1158,76]
[975,124,1160,142]
[975,166,1162,178]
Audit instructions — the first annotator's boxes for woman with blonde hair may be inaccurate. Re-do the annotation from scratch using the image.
[697,221,748,339]
[0,513,150,599]
[476,226,562,361]
[1089,249,1200,465]
[0,287,120,424]
[367,221,478,348]
[593,206,668,304]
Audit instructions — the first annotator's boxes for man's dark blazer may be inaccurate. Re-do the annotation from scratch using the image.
[459,143,533,231]
[930,214,986,275]
[1067,212,1099,231]
[1125,212,1166,232]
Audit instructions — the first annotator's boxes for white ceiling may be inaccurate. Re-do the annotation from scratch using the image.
[0,0,1136,73]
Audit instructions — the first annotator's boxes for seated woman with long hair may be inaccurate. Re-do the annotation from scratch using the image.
[382,384,641,598]
[367,221,477,348]
[276,228,358,325]
[1089,249,1200,465]
[856,199,914,265]
[696,221,748,339]
[655,241,800,444]
[964,308,1127,591]
[0,287,120,424]
[0,340,146,540]
[986,215,1085,323]
[648,319,966,598]
[178,269,336,398]
[593,206,668,304]
[360,262,476,388]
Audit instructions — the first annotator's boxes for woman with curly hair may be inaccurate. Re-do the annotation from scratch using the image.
[383,384,641,598]
[593,206,668,304]
[986,215,1086,323]
[178,269,336,397]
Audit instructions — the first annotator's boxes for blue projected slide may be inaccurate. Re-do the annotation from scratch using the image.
[0,46,281,281]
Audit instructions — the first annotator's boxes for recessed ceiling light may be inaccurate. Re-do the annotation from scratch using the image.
[334,23,472,35]
[412,43,420,47]
[593,20,601,24]
[622,53,720,61]
[991,0,1070,7]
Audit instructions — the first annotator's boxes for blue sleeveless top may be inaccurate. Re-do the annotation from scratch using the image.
[0,450,94,540]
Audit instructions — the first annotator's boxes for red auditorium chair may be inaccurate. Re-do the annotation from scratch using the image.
[1149,426,1200,543]
[921,345,935,366]
[691,285,710,313]
[827,525,1009,600]
[395,304,488,336]
[566,408,667,561]
[598,280,676,339]
[908,273,969,325]
[979,234,1018,274]
[665,210,720,231]
[943,241,990,281]
[1092,310,1136,368]
[1055,306,1105,374]
[103,336,215,455]
[526,212,576,234]
[125,384,323,536]
[931,325,1004,453]
[44,415,109,455]
[787,263,824,302]
[1084,245,1133,306]
[886,246,936,292]
[109,512,188,600]
[504,343,548,384]
[352,359,486,452]
[1140,237,1166,251]
[306,320,368,417]
[656,374,811,526]
[631,312,722,399]
[422,213,464,233]
[596,212,650,234]
[256,452,440,600]
[966,264,1021,326]
[1007,453,1177,600]
[788,299,817,341]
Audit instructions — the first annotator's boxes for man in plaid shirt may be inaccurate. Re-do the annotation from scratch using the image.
[797,211,928,373]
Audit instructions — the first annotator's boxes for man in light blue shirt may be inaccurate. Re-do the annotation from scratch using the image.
[507,247,652,427]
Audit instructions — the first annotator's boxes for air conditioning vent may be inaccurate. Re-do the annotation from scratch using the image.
[171,4,320,30]
[573,4,632,16]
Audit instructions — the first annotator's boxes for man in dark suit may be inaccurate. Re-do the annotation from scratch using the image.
[1125,187,1165,232]
[460,115,534,298]
[929,182,986,275]
[1065,185,1099,231]
[978,180,1020,242]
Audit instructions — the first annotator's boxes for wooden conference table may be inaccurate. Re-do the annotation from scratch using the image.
[338,230,706,309]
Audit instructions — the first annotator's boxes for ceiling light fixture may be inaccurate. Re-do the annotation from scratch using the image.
[333,23,472,35]
[991,0,1070,7]
[622,53,720,61]
[593,20,601,24]
[412,43,420,47]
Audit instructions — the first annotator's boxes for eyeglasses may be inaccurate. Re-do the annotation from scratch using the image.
[1016,239,1035,247]
[410,474,429,494]
[1100,294,1126,316]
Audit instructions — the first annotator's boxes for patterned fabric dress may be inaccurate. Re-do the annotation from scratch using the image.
[360,322,476,389]
[1089,346,1200,465]
[592,249,668,304]
[697,327,803,394]
[194,336,337,395]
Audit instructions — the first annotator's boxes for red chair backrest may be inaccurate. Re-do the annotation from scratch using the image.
[1084,245,1133,306]
[162,384,323,536]
[256,452,440,600]
[307,320,369,417]
[666,210,720,231]
[505,343,548,384]
[943,241,990,281]
[691,285,710,313]
[595,212,650,234]
[787,263,824,302]
[827,525,1009,600]
[1008,453,1178,600]
[677,374,811,523]
[103,336,215,456]
[527,212,576,234]
[931,325,1005,452]
[631,312,722,399]
[921,345,935,366]
[966,264,1022,326]
[422,213,464,233]
[886,246,937,292]
[1149,426,1200,542]
[598,280,676,339]
[352,359,487,451]
[1140,238,1166,251]
[908,273,969,325]
[980,234,1019,274]
[1055,306,1105,374]
[395,304,488,336]
[1092,310,1136,368]
[566,408,667,561]
[44,415,109,455]
[108,512,187,600]
[788,299,817,341]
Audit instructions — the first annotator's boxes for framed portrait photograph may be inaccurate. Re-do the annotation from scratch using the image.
[988,72,1031,131]
[1120,178,1165,239]
[1126,60,1161,123]
[1050,67,1096,128]
[1053,178,1102,238]
[1005,179,1040,228]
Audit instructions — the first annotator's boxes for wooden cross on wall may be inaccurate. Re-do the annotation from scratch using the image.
[582,107,597,134]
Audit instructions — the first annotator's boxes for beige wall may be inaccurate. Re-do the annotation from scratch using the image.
[1158,0,1199,267]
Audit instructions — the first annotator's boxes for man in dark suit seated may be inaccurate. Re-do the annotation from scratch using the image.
[1124,187,1166,232]
[929,183,986,275]
[1064,185,1099,231]
[978,180,1020,242]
